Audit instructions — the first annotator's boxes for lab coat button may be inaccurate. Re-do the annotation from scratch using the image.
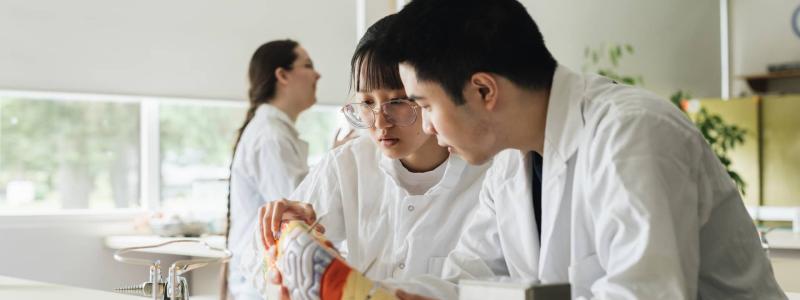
[407,205,415,212]
[398,263,406,269]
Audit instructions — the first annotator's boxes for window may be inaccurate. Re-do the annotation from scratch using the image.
[296,104,347,164]
[159,101,245,213]
[0,95,140,211]
[0,90,346,214]
[159,103,345,213]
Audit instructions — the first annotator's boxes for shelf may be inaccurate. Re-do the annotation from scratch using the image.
[739,70,800,93]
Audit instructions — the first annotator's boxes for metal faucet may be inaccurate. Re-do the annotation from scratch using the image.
[113,239,232,300]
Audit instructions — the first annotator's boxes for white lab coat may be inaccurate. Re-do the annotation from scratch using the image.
[295,136,490,280]
[238,136,489,295]
[401,66,785,299]
[228,103,309,299]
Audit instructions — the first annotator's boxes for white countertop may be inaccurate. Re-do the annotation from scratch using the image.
[0,275,142,299]
[766,230,800,250]
[105,235,227,258]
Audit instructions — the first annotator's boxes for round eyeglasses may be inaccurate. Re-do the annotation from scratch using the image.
[340,99,419,129]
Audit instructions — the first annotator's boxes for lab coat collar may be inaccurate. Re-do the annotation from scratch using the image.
[378,153,466,196]
[537,65,586,279]
[543,65,586,166]
[255,103,300,137]
[432,154,467,191]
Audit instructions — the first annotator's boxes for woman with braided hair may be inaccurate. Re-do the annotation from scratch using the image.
[225,39,320,300]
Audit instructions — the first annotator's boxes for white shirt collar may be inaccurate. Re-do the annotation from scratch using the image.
[378,152,467,196]
[255,103,299,136]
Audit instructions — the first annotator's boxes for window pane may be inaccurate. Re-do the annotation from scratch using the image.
[158,103,343,215]
[159,102,245,213]
[296,105,347,164]
[0,97,140,211]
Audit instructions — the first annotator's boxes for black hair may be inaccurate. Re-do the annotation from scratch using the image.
[381,0,557,105]
[350,14,404,93]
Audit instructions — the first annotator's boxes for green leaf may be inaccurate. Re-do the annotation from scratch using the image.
[625,44,634,54]
[610,49,619,66]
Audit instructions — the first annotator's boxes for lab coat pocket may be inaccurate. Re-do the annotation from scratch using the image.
[427,256,447,276]
[568,254,603,297]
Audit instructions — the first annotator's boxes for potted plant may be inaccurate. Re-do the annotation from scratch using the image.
[584,43,747,195]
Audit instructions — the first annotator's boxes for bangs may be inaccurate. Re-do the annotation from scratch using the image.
[351,49,405,93]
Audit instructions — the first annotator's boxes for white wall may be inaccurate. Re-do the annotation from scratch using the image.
[522,0,722,98]
[0,0,727,102]
[0,0,357,104]
[355,0,723,98]
[730,0,800,96]
[364,0,398,32]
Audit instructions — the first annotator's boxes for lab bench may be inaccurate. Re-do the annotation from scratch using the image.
[764,230,800,252]
[0,275,143,299]
[101,233,800,297]
[763,230,800,293]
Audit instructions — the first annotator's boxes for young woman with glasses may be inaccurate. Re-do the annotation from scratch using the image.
[237,15,490,297]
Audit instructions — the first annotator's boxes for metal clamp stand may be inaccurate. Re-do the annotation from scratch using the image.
[113,239,232,300]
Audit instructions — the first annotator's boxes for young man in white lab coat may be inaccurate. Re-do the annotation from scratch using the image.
[381,0,786,299]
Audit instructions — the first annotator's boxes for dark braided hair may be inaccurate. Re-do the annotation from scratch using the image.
[221,39,298,299]
[226,39,298,246]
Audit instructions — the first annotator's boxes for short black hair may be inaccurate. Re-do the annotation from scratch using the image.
[381,0,557,105]
[350,14,404,93]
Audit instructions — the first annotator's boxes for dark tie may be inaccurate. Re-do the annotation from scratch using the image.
[531,152,543,243]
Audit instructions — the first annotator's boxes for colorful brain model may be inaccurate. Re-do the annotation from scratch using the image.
[271,220,395,300]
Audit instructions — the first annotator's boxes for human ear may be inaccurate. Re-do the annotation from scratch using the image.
[469,72,499,111]
[275,67,290,85]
